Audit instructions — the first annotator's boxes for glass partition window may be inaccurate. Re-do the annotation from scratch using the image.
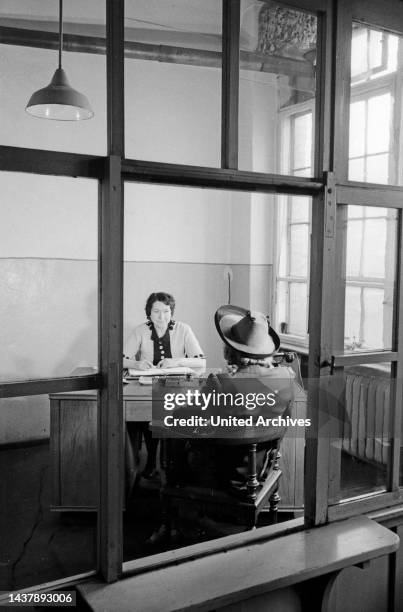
[349,23,402,185]
[124,0,222,165]
[328,203,399,503]
[276,202,397,351]
[0,1,106,154]
[0,172,98,382]
[328,362,393,503]
[344,206,397,351]
[0,395,98,589]
[123,182,307,562]
[239,0,316,174]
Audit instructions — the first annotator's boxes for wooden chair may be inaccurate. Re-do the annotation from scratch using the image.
[159,434,285,531]
[153,362,298,537]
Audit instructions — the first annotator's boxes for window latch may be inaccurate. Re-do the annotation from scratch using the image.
[320,356,335,375]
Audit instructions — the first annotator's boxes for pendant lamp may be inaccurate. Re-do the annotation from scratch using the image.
[26,0,93,120]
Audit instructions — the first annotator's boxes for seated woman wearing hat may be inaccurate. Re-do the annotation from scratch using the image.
[150,305,297,544]
[182,304,296,490]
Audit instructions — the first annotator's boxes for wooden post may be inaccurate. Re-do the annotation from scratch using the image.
[98,0,125,583]
[221,0,240,169]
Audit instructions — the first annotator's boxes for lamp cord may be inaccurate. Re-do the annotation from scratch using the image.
[58,0,63,69]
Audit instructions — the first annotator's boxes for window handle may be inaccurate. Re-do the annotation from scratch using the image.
[320,357,335,375]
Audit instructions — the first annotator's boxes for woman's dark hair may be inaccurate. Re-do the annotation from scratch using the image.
[145,292,175,317]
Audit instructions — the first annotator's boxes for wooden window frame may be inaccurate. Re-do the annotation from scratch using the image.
[313,0,403,526]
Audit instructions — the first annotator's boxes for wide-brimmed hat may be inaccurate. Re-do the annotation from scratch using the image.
[214,305,280,357]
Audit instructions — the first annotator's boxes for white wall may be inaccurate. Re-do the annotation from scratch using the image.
[239,70,279,173]
[125,60,221,166]
[0,173,98,444]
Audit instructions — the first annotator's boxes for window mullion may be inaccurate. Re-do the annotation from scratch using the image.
[99,0,125,584]
[221,0,240,169]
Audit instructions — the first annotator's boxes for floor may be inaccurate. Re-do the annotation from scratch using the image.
[0,442,96,592]
[0,439,392,596]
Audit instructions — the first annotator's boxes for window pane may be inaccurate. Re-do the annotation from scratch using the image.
[349,24,403,186]
[345,286,361,347]
[348,205,364,219]
[0,395,98,589]
[368,29,384,70]
[349,158,365,182]
[346,220,362,277]
[276,280,288,331]
[351,25,397,82]
[239,1,317,174]
[275,196,311,338]
[363,288,386,348]
[290,197,310,223]
[290,225,309,276]
[331,362,393,502]
[366,154,389,184]
[367,94,390,154]
[289,282,307,335]
[0,173,98,381]
[277,197,288,277]
[343,206,397,352]
[293,114,312,170]
[123,184,303,561]
[124,0,222,166]
[0,2,106,154]
[349,101,366,158]
[362,218,386,277]
[365,206,387,218]
[351,27,367,77]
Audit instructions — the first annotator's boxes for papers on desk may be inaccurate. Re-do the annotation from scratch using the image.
[126,366,196,379]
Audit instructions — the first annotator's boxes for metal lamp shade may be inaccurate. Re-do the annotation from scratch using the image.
[26,68,94,121]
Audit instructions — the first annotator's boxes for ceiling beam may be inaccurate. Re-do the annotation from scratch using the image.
[0,25,314,80]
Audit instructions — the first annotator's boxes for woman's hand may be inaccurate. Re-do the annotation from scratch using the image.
[136,359,153,370]
[157,358,182,368]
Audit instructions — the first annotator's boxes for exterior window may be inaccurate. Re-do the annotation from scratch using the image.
[351,24,397,83]
[349,92,391,184]
[349,25,400,185]
[275,110,312,341]
[276,25,401,345]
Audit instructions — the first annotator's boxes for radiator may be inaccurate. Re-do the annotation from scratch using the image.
[342,372,391,465]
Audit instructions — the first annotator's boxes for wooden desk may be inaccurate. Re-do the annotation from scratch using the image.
[49,382,151,511]
[49,381,305,511]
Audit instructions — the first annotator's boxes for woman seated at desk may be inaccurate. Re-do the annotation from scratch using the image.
[123,291,205,478]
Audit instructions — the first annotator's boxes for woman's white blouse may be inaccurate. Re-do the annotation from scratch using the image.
[124,321,204,363]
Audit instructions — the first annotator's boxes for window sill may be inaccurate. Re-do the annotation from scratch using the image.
[78,517,399,612]
[122,517,303,577]
[279,334,309,355]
